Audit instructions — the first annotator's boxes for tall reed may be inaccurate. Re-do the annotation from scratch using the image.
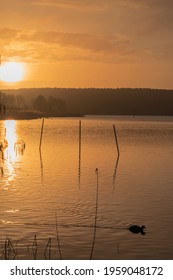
[90,168,99,260]
[32,234,38,260]
[55,213,62,260]
[3,237,16,260]
[44,238,51,260]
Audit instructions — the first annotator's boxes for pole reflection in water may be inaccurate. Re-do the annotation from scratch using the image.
[78,120,82,187]
[113,155,120,186]
[39,149,44,187]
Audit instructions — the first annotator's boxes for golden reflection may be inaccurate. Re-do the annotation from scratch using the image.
[1,120,26,187]
[5,209,19,213]
[0,120,18,184]
[4,120,17,163]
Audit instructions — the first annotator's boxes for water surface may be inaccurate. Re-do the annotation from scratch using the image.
[0,116,173,259]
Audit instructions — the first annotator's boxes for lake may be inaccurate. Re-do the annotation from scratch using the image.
[0,115,173,260]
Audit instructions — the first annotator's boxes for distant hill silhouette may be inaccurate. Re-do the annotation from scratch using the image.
[2,88,173,116]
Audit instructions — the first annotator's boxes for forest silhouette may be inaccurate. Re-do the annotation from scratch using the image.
[1,88,173,116]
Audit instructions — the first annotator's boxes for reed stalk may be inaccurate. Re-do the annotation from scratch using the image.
[3,237,16,260]
[55,213,62,260]
[32,234,38,260]
[44,238,51,260]
[90,168,99,260]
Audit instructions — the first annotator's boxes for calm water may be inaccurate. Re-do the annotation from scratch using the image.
[0,116,173,260]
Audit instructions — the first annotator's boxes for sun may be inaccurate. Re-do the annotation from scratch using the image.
[0,62,25,83]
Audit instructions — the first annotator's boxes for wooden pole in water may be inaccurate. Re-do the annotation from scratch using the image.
[113,124,120,156]
[39,118,44,151]
[78,120,82,185]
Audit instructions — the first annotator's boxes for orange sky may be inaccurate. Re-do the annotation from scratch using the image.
[0,0,173,89]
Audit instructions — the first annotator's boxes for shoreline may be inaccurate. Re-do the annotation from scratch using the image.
[1,112,173,121]
[0,111,84,120]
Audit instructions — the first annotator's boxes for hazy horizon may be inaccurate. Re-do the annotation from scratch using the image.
[1,86,173,91]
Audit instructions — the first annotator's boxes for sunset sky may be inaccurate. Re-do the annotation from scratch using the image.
[0,0,173,89]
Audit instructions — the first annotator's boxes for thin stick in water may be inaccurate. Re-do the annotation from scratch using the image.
[32,234,37,260]
[39,118,44,151]
[78,120,82,186]
[90,168,99,260]
[55,212,62,260]
[113,124,120,156]
[44,238,51,260]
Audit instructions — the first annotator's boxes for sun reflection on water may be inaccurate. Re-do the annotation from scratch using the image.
[4,120,17,164]
[0,121,18,188]
[1,120,26,190]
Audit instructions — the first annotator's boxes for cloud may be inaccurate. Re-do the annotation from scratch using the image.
[0,28,20,41]
[118,0,173,22]
[117,0,173,8]
[33,0,173,14]
[19,30,132,53]
[0,25,169,65]
[0,28,140,63]
[33,0,109,11]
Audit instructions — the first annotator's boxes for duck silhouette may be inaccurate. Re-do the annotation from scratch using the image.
[128,225,146,235]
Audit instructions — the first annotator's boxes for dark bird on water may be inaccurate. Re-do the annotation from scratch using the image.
[129,225,146,235]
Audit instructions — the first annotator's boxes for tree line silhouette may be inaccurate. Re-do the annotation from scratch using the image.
[1,88,173,116]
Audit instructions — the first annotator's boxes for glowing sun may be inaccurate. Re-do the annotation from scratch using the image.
[0,62,25,83]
